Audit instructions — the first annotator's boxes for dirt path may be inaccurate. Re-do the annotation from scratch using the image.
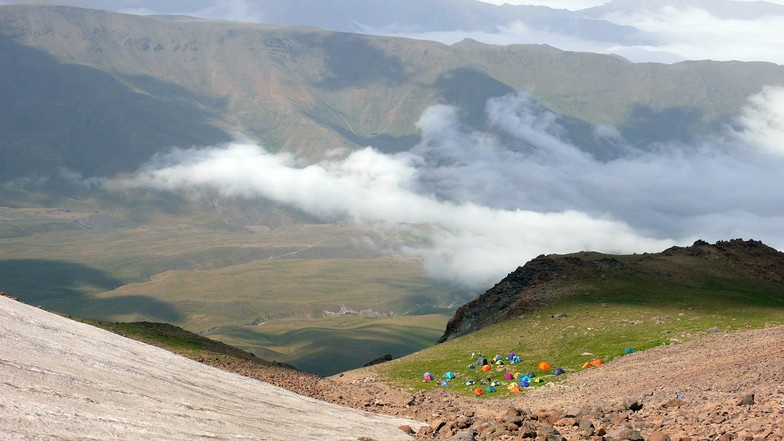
[0,296,423,440]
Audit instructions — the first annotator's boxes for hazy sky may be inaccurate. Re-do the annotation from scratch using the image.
[477,0,784,8]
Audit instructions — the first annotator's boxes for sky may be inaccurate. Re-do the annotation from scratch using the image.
[477,0,784,9]
[110,87,784,289]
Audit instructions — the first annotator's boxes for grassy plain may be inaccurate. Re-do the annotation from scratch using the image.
[0,198,461,375]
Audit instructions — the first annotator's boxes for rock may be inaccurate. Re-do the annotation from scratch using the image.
[717,434,732,441]
[456,416,474,429]
[623,398,643,412]
[398,425,414,434]
[738,394,755,406]
[648,431,671,441]
[446,431,476,441]
[606,427,643,440]
[578,418,595,435]
[518,422,537,438]
[400,394,415,407]
[552,416,571,426]
[418,426,433,436]
[431,419,446,432]
[565,406,584,417]
[747,421,765,433]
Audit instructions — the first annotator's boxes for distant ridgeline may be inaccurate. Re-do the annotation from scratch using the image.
[439,239,784,342]
[1,4,784,182]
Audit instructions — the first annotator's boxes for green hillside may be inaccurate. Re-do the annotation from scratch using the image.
[0,191,461,375]
[367,240,784,397]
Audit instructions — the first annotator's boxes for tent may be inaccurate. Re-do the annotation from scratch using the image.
[591,359,603,366]
[476,357,487,366]
[468,364,476,370]
[513,371,522,379]
[481,364,492,371]
[507,352,516,361]
[504,373,514,380]
[582,362,592,369]
[509,385,522,393]
[494,355,503,362]
[484,386,496,393]
[494,360,505,365]
[490,380,501,387]
[519,380,530,387]
[512,355,521,363]
[538,362,551,370]
[520,376,531,383]
[553,368,565,376]
[473,388,485,395]
[465,380,476,386]
[440,379,450,386]
[444,372,456,379]
[525,371,536,378]
[531,378,544,384]
[423,372,434,381]
[625,348,635,354]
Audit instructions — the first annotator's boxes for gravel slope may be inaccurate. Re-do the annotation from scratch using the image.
[0,296,422,440]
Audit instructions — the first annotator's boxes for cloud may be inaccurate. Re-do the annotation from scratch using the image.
[599,5,784,64]
[109,87,784,289]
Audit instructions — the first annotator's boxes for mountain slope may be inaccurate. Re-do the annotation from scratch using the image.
[439,238,784,342]
[2,4,784,180]
[0,295,422,440]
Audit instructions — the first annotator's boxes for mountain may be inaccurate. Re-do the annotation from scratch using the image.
[439,238,784,342]
[2,4,784,182]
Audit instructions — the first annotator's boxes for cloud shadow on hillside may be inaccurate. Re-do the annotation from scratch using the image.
[0,34,231,182]
[0,259,181,322]
[300,33,408,90]
[435,67,516,131]
[620,104,706,147]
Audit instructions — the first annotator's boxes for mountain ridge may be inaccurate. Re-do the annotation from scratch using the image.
[2,4,784,182]
[439,238,784,342]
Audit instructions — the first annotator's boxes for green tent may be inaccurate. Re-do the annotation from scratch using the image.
[484,386,496,393]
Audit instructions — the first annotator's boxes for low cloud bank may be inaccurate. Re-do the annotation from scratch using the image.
[110,87,784,288]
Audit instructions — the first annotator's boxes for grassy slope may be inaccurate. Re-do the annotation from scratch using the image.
[0,197,458,375]
[368,249,784,398]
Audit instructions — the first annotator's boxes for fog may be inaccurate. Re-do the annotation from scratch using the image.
[110,87,784,289]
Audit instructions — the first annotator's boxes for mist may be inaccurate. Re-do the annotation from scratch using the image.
[110,87,784,289]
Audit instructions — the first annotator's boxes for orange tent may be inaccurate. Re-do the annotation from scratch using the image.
[481,364,492,371]
[538,362,551,370]
[473,388,485,395]
[582,362,592,369]
[509,385,522,393]
[591,359,603,366]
